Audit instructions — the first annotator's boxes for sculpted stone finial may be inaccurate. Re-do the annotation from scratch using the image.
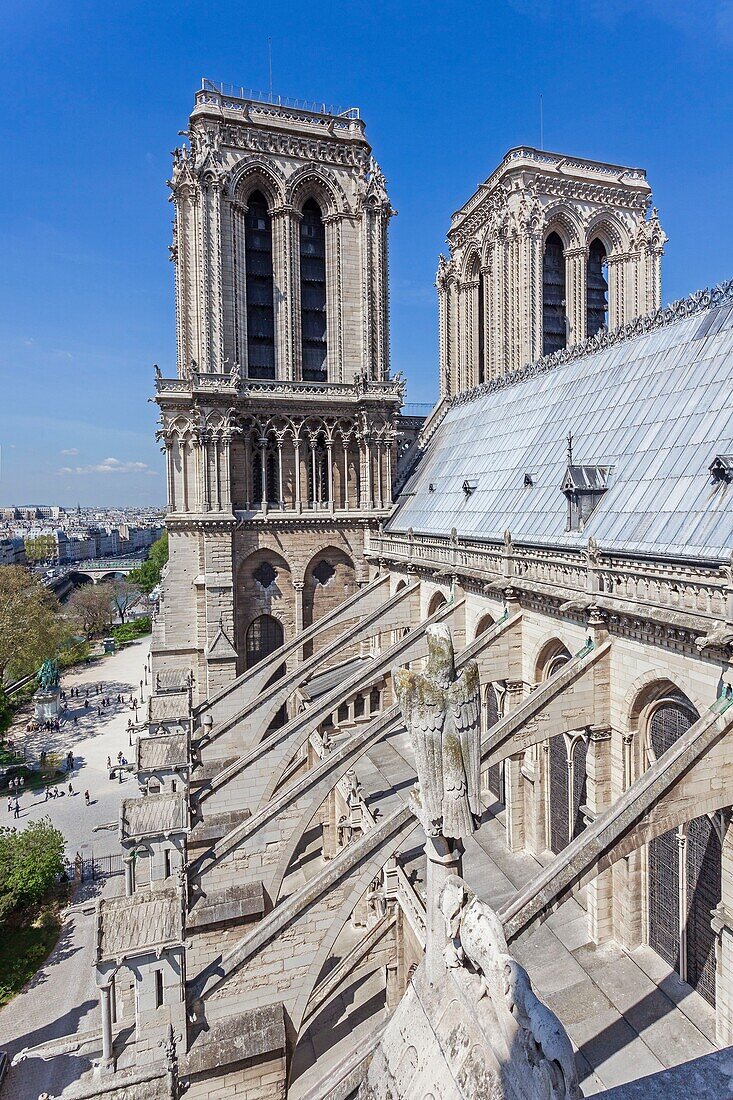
[393,624,481,840]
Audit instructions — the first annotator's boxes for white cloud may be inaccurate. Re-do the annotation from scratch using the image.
[60,447,79,456]
[57,456,153,476]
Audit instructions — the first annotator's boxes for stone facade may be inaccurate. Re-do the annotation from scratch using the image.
[35,85,733,1100]
[154,83,409,700]
[437,147,666,394]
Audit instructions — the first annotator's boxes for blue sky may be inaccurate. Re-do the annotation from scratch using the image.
[2,0,733,506]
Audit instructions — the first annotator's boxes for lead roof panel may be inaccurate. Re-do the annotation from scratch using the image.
[390,304,733,561]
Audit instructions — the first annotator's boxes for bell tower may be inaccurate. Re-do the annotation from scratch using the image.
[437,147,667,394]
[154,82,403,696]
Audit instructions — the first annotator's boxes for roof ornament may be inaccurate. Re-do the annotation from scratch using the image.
[566,431,573,465]
[393,624,481,841]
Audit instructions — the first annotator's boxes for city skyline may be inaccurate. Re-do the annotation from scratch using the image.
[3,0,733,505]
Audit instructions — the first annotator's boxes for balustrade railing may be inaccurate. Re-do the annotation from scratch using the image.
[155,373,403,402]
[367,531,732,625]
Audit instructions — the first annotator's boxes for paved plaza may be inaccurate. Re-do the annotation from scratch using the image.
[5,637,151,860]
[0,638,150,1099]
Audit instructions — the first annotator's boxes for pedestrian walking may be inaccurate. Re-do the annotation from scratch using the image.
[68,783,73,796]
[13,801,19,819]
[44,786,49,802]
[84,790,90,806]
[106,756,112,770]
[7,797,11,813]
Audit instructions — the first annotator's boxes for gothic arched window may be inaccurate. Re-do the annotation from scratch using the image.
[245,613,284,669]
[542,232,567,356]
[587,238,608,338]
[245,191,276,380]
[300,198,327,382]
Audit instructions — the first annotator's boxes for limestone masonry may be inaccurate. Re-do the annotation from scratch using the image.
[30,79,733,1099]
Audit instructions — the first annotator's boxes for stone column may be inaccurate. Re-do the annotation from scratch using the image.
[365,439,374,508]
[271,205,300,380]
[259,439,267,511]
[293,580,305,644]
[606,253,626,331]
[165,440,176,515]
[375,440,383,509]
[342,438,350,510]
[449,278,459,393]
[181,441,190,512]
[585,725,614,943]
[326,441,334,510]
[565,246,588,346]
[385,956,400,1011]
[425,836,463,985]
[385,435,394,504]
[220,435,232,512]
[293,438,302,512]
[229,199,248,368]
[100,982,114,1069]
[324,213,344,381]
[437,272,450,398]
[713,811,733,1044]
[504,752,525,852]
[124,854,135,897]
[277,439,284,509]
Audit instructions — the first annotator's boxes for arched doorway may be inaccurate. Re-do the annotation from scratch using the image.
[646,694,720,1005]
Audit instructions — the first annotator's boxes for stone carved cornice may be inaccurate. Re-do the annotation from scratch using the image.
[218,122,370,170]
[166,515,237,533]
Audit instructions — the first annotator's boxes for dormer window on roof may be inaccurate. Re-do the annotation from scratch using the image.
[562,464,613,532]
[710,455,733,485]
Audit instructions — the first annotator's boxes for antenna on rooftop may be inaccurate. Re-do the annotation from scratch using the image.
[540,94,544,150]
[268,38,273,102]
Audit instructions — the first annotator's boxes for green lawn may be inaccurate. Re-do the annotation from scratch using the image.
[0,891,67,1007]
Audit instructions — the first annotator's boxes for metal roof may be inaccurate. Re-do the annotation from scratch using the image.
[390,300,733,561]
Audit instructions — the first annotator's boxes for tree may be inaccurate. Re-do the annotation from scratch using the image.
[108,579,141,624]
[0,567,67,688]
[23,534,56,564]
[67,582,114,637]
[0,819,66,918]
[127,531,168,595]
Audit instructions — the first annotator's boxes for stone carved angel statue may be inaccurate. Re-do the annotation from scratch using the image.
[393,624,481,840]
